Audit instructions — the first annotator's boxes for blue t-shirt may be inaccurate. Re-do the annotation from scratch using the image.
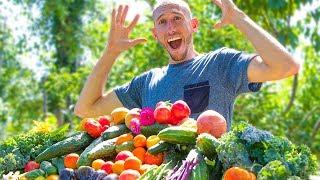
[114,48,262,130]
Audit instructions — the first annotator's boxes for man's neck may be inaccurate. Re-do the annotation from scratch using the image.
[169,48,199,65]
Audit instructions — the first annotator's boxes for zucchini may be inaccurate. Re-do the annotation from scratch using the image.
[87,138,117,160]
[148,141,171,155]
[141,123,168,137]
[20,169,45,180]
[40,161,57,176]
[77,136,103,167]
[115,141,135,153]
[102,124,130,140]
[158,126,197,144]
[35,132,94,162]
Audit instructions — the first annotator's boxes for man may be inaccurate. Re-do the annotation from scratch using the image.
[74,0,300,129]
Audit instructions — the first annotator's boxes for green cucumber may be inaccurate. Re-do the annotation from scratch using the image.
[20,169,45,180]
[148,141,171,155]
[102,124,130,140]
[196,133,220,160]
[158,126,197,144]
[115,141,135,153]
[141,123,168,137]
[87,138,117,160]
[77,136,104,167]
[35,132,94,162]
[40,161,57,176]
[190,156,209,180]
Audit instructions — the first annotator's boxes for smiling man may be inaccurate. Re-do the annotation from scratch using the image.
[74,0,300,129]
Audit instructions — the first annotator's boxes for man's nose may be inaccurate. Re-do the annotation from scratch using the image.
[167,20,176,35]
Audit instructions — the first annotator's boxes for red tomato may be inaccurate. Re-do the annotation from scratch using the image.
[171,100,191,120]
[84,118,103,138]
[98,116,111,127]
[168,114,181,125]
[154,104,171,124]
[101,161,114,174]
[24,161,40,172]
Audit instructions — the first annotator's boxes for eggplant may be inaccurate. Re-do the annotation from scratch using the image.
[59,168,76,180]
[76,166,95,180]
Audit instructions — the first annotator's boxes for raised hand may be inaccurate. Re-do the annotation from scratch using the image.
[107,5,147,55]
[212,0,241,29]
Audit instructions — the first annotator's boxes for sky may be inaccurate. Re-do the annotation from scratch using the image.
[1,0,319,79]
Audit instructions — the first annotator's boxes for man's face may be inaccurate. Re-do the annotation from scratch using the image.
[152,4,198,62]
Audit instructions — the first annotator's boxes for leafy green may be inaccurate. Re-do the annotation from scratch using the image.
[0,125,68,176]
[216,132,253,170]
[257,160,291,180]
[214,122,319,178]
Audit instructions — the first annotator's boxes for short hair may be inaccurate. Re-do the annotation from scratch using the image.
[152,0,193,19]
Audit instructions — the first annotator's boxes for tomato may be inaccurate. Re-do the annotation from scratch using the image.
[154,104,171,124]
[24,161,40,172]
[171,100,191,120]
[84,118,103,138]
[168,114,181,125]
[98,115,111,127]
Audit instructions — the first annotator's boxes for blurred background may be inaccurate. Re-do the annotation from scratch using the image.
[0,0,319,161]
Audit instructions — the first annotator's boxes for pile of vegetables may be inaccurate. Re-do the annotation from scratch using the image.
[0,122,68,177]
[2,100,319,180]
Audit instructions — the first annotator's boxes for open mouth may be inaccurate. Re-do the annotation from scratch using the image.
[167,37,182,50]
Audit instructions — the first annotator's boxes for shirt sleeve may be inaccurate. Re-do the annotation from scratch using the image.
[114,74,145,109]
[217,48,262,96]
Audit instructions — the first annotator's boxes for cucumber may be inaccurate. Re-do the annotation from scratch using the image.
[196,133,220,160]
[20,169,45,180]
[158,126,197,144]
[40,161,57,176]
[87,138,117,160]
[77,136,104,167]
[51,157,65,173]
[35,132,94,162]
[115,141,135,153]
[148,141,171,155]
[141,123,168,137]
[102,124,130,140]
[190,156,209,180]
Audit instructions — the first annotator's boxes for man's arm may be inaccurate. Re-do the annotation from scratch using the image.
[74,5,146,118]
[212,0,300,83]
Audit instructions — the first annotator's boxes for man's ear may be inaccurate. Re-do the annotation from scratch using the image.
[151,28,158,40]
[191,18,199,32]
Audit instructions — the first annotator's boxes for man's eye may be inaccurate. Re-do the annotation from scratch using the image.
[159,19,166,24]
[174,16,181,21]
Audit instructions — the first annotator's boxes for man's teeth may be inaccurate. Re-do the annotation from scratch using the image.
[168,37,182,43]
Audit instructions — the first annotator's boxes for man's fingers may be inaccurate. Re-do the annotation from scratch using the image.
[120,5,129,26]
[212,0,223,9]
[213,20,224,29]
[111,9,116,29]
[127,14,140,32]
[129,38,147,47]
[116,5,123,24]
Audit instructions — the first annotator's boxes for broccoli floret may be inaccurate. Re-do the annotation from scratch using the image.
[216,132,252,170]
[285,144,319,178]
[257,160,291,180]
[239,125,273,145]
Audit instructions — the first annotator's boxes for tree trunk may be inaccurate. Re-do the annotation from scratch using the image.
[54,109,64,126]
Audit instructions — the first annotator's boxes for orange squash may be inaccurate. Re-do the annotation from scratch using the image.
[223,167,256,180]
